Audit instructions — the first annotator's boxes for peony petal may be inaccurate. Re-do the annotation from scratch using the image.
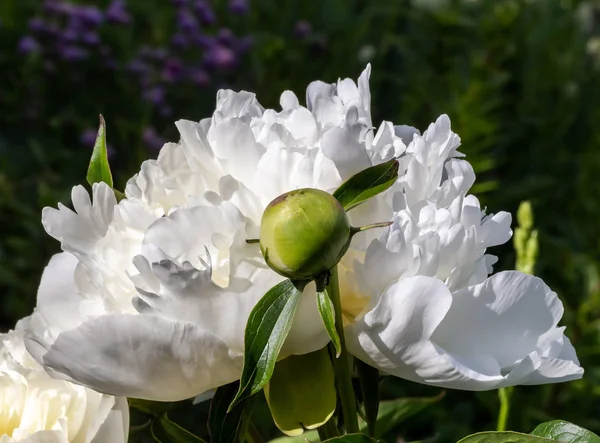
[34,253,82,333]
[347,276,452,382]
[89,397,129,443]
[28,314,242,401]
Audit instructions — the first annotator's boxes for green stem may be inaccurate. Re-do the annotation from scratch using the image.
[497,386,514,431]
[245,421,264,443]
[326,266,359,434]
[318,416,340,440]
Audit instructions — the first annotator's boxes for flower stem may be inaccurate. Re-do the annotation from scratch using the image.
[318,416,340,440]
[326,265,359,433]
[496,386,513,431]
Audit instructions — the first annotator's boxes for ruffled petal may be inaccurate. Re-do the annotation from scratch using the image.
[26,314,241,401]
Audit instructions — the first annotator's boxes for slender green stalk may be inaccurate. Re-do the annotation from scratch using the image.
[318,417,340,440]
[326,266,359,433]
[245,421,265,443]
[497,386,513,431]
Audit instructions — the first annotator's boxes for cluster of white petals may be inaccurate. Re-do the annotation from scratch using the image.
[1,318,128,443]
[25,65,582,403]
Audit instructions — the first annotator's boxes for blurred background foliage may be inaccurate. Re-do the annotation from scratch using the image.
[1,0,600,441]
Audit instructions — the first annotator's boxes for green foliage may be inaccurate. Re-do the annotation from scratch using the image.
[332,159,399,211]
[2,0,600,442]
[531,421,600,442]
[208,382,250,443]
[151,414,207,443]
[232,279,306,408]
[86,115,113,188]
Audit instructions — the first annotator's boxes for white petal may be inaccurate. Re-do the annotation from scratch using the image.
[89,397,129,443]
[321,127,372,180]
[29,314,241,401]
[347,276,452,381]
[32,253,82,334]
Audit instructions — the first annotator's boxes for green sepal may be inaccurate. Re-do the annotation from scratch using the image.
[332,158,399,211]
[531,420,600,442]
[230,279,306,410]
[321,433,381,443]
[151,414,207,443]
[86,115,114,188]
[264,347,337,436]
[316,290,341,357]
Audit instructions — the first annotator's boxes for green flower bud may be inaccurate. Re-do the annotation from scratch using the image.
[260,188,352,280]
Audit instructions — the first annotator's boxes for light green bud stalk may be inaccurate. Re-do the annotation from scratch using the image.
[258,188,389,281]
[514,200,538,275]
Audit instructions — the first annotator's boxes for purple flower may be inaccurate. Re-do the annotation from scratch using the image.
[171,33,188,49]
[193,0,216,25]
[177,9,198,33]
[59,27,80,43]
[28,17,47,33]
[189,68,209,86]
[80,128,97,146]
[18,36,40,54]
[229,0,249,15]
[82,31,100,45]
[294,20,312,38]
[217,28,234,45]
[162,57,184,82]
[234,35,253,53]
[204,45,236,70]
[106,0,132,25]
[127,58,150,74]
[142,85,166,105]
[76,6,104,27]
[142,126,167,151]
[171,0,188,6]
[58,45,89,61]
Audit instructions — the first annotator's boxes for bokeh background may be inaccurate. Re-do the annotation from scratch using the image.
[1,0,599,441]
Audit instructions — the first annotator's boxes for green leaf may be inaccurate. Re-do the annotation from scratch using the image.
[317,290,341,357]
[230,279,306,409]
[265,347,337,436]
[128,398,175,415]
[356,360,380,437]
[458,432,552,443]
[366,392,444,438]
[321,433,381,443]
[270,393,443,443]
[151,414,207,443]
[86,115,114,188]
[531,420,600,442]
[209,382,249,443]
[332,158,399,211]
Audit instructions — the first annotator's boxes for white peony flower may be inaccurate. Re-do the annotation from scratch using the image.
[26,65,582,401]
[1,318,128,443]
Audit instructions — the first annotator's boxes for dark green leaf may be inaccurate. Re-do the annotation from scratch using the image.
[321,433,381,443]
[332,158,399,211]
[367,392,444,438]
[458,432,552,443]
[86,115,114,188]
[317,290,341,357]
[356,360,380,437]
[531,420,600,442]
[128,398,175,415]
[209,381,248,443]
[230,279,305,409]
[151,414,207,443]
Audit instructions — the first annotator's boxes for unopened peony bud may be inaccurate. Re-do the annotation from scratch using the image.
[260,188,352,280]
